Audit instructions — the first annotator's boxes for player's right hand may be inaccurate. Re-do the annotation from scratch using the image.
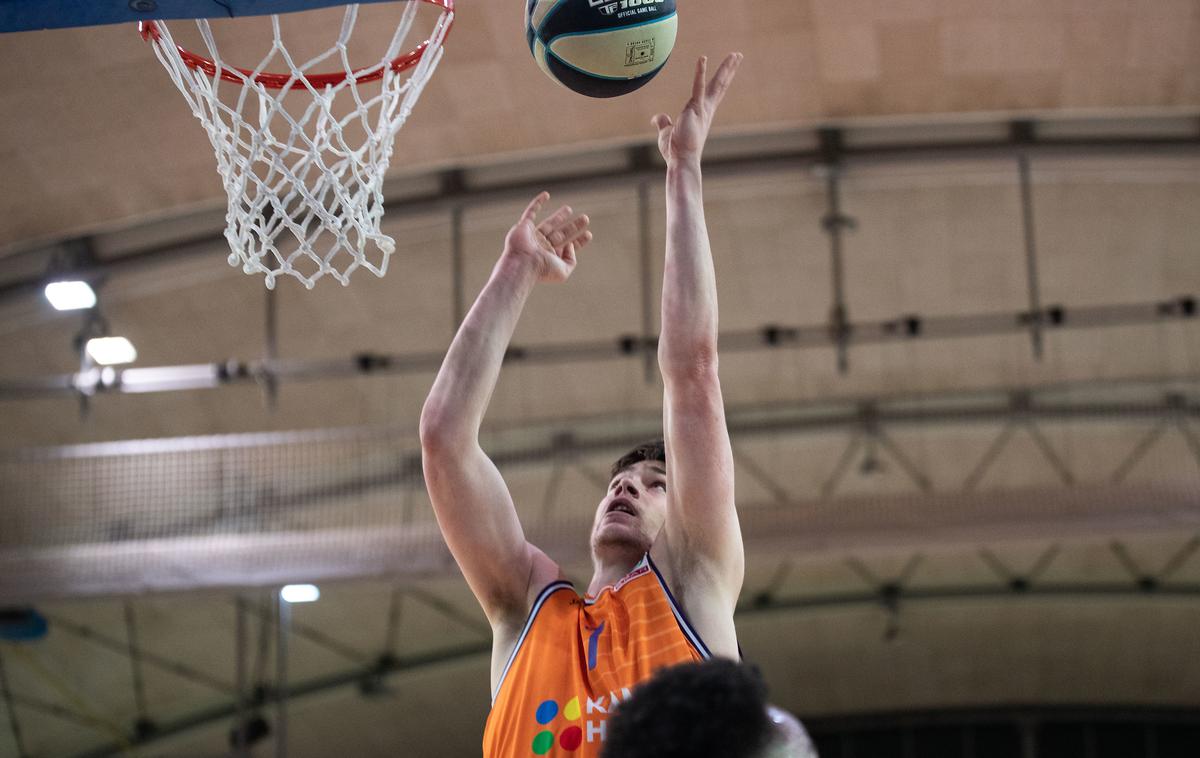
[504,192,593,284]
[652,52,743,166]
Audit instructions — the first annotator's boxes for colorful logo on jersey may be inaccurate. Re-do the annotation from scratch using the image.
[531,696,583,754]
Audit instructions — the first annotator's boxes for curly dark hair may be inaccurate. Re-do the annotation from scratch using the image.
[609,439,667,480]
[601,659,776,758]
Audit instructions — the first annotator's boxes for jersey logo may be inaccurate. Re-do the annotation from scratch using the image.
[532,697,583,754]
[529,688,634,753]
[587,621,606,671]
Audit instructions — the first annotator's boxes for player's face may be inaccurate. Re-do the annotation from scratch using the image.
[591,460,668,557]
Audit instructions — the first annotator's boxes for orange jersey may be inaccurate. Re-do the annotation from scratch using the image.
[483,555,712,758]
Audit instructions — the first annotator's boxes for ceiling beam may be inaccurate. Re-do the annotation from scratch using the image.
[1,114,1197,304]
[64,579,1200,758]
[4,483,1198,603]
[1,296,1194,400]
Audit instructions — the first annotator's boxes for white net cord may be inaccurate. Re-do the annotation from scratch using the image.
[146,3,452,289]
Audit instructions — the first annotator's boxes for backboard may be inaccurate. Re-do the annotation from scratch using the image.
[0,0,398,33]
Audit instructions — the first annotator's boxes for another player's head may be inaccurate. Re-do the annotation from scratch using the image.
[601,659,818,758]
[590,439,668,565]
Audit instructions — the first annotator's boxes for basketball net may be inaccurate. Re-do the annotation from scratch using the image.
[142,1,453,289]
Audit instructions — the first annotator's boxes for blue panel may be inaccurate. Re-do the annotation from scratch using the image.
[0,608,48,642]
[525,0,538,55]
[0,0,400,34]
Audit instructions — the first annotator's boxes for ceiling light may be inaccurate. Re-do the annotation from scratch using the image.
[85,337,137,366]
[281,584,320,603]
[44,280,96,311]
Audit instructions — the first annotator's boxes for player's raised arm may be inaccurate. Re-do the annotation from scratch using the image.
[652,54,745,597]
[420,193,592,626]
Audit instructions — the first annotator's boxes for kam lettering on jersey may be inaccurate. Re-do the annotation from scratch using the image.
[529,688,635,754]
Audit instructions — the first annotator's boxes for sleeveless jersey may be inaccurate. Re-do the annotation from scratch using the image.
[482,554,712,757]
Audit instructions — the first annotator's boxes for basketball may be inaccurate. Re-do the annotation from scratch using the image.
[525,0,678,98]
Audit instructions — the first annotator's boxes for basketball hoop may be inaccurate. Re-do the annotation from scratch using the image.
[140,1,454,289]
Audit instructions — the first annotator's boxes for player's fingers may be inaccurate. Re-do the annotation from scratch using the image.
[651,113,673,132]
[574,230,594,252]
[691,56,707,104]
[707,52,741,103]
[552,214,590,248]
[569,215,592,244]
[537,205,573,236]
[565,229,594,264]
[521,191,550,223]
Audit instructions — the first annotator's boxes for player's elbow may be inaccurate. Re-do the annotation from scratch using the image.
[658,341,719,386]
[419,403,466,456]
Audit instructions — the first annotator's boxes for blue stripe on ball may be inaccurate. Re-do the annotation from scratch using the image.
[537,0,570,38]
[526,0,538,53]
[545,52,659,98]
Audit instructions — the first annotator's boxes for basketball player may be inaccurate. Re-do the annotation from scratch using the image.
[420,53,744,756]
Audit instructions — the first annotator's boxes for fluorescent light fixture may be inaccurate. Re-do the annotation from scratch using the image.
[119,365,222,393]
[44,281,96,311]
[85,337,137,366]
[281,584,320,603]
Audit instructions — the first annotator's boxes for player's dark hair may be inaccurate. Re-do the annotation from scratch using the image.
[609,439,666,480]
[601,659,776,758]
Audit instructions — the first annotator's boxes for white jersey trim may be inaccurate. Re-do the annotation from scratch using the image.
[646,553,715,660]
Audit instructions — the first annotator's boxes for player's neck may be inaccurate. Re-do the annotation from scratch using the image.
[586,551,644,597]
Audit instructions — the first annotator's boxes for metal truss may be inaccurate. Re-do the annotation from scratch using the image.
[2,113,1198,303]
[7,375,1199,472]
[0,651,27,758]
[1,378,1196,606]
[1,294,1194,400]
[0,581,496,758]
[1,114,1198,401]
[512,380,1200,511]
[749,536,1200,642]
[13,533,1189,758]
[2,379,1197,596]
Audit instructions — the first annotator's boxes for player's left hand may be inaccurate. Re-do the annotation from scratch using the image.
[652,52,743,165]
[503,192,593,284]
